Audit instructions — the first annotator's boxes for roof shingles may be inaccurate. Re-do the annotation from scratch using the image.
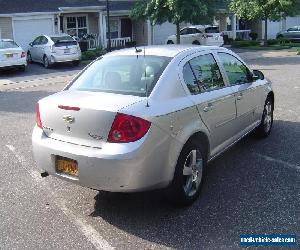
[0,0,137,14]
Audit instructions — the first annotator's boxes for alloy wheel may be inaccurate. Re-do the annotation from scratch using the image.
[263,101,273,133]
[182,149,203,197]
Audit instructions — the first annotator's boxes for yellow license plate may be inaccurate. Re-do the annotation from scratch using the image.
[55,156,78,177]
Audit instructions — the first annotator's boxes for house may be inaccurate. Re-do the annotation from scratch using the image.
[1,0,299,52]
[0,0,150,50]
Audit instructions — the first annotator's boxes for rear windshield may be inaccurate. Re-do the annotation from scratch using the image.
[205,27,220,33]
[0,41,19,49]
[51,36,77,47]
[68,55,171,97]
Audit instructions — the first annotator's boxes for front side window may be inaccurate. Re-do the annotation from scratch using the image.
[218,53,251,85]
[32,36,42,45]
[68,56,170,97]
[183,54,225,94]
[180,28,189,35]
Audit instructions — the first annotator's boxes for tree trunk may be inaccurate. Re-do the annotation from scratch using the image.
[176,22,180,44]
[263,18,268,46]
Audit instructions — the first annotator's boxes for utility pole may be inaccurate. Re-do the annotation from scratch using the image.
[106,0,111,51]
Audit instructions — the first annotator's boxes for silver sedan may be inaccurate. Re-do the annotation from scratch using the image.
[32,45,274,206]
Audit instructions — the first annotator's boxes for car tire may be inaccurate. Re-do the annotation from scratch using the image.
[167,40,174,44]
[43,56,51,69]
[19,65,26,72]
[255,97,274,138]
[27,52,32,63]
[72,60,80,66]
[192,40,201,45]
[165,139,207,206]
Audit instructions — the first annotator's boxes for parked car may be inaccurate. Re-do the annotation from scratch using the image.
[276,26,300,41]
[0,39,26,71]
[32,45,274,206]
[27,34,81,68]
[166,25,224,46]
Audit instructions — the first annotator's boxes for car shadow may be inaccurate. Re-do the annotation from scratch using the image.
[0,90,55,113]
[90,120,300,249]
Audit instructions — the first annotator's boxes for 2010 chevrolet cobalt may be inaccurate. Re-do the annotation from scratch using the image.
[32,45,274,206]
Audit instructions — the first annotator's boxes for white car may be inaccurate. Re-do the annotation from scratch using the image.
[166,25,224,46]
[0,39,27,71]
[32,45,273,206]
[27,34,81,68]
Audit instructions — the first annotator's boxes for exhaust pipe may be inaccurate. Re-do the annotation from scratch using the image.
[41,171,49,178]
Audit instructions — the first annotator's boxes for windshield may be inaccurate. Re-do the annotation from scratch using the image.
[0,41,19,49]
[68,55,171,97]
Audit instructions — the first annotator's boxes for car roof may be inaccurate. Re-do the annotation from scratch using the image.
[106,45,227,58]
[186,25,218,30]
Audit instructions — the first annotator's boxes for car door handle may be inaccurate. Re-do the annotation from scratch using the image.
[203,103,213,112]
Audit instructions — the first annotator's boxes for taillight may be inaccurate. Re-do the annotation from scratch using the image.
[21,52,26,58]
[36,103,43,129]
[108,113,151,143]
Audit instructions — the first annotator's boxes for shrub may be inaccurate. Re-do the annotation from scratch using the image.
[267,39,280,45]
[81,48,105,61]
[249,32,258,41]
[232,40,260,48]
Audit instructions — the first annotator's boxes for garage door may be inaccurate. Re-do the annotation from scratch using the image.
[13,18,53,50]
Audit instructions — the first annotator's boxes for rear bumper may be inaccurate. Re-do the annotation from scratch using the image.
[32,125,182,192]
[49,53,81,63]
[0,58,27,68]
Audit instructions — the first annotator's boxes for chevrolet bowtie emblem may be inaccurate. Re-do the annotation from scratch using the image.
[63,115,75,124]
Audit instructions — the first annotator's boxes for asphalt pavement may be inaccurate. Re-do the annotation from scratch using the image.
[0,49,299,250]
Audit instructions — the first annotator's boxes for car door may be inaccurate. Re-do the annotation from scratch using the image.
[34,36,48,62]
[217,52,264,133]
[30,36,42,61]
[180,52,237,156]
[179,28,190,44]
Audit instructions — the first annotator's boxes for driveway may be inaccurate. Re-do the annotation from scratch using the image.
[0,61,84,83]
[0,49,299,250]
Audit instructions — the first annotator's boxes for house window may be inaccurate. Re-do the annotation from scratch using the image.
[66,16,88,38]
[107,19,119,39]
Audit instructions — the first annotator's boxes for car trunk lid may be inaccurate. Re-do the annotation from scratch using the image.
[0,48,22,61]
[39,90,144,148]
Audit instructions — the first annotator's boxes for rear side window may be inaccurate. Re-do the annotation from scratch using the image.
[183,54,225,94]
[0,41,19,49]
[218,53,251,85]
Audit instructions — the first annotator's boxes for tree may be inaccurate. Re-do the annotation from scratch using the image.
[229,0,300,46]
[131,0,217,44]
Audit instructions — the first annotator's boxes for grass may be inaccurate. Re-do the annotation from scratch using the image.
[231,39,300,52]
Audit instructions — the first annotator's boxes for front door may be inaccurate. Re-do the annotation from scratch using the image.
[121,18,132,38]
[217,52,263,131]
[180,52,237,155]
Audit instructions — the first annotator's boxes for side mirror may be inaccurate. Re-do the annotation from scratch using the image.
[252,70,264,81]
[29,42,33,47]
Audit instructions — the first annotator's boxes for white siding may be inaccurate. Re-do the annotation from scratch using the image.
[0,17,13,39]
[153,22,176,45]
[265,15,300,39]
